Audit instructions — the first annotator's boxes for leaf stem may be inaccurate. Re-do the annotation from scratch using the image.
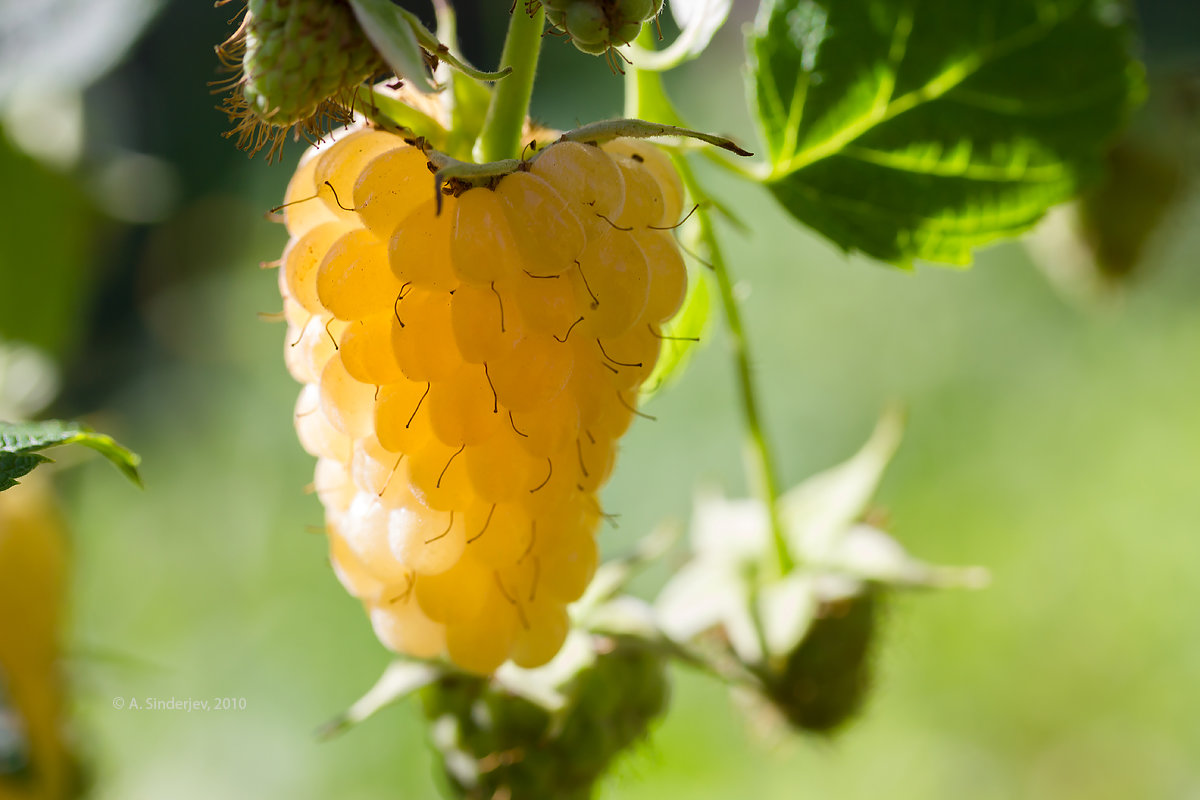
[676,163,794,576]
[477,6,544,162]
[624,25,794,577]
[624,28,685,124]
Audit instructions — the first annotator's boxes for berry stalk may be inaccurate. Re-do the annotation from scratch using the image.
[477,5,545,162]
[623,30,683,126]
[679,166,794,576]
[625,29,794,576]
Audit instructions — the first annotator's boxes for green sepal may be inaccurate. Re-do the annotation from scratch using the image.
[349,0,437,92]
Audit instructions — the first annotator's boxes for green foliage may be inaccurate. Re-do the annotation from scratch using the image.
[748,0,1144,266]
[350,0,510,100]
[0,420,141,491]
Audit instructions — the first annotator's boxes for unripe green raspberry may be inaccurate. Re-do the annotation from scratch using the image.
[544,0,664,56]
[277,130,687,674]
[563,3,610,45]
[242,0,378,125]
[612,21,643,47]
[218,0,380,157]
[764,591,880,734]
[614,0,656,22]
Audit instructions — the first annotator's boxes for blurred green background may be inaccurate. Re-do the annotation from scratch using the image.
[2,1,1199,798]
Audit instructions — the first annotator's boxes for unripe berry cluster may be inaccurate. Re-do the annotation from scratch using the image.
[422,635,668,799]
[218,0,379,157]
[278,127,688,673]
[543,0,665,54]
[765,592,878,734]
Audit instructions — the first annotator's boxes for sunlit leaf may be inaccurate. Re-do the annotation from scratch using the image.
[749,0,1143,266]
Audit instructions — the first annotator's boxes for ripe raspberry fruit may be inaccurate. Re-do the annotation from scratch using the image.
[276,127,688,674]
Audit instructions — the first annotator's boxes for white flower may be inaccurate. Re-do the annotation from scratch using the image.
[657,409,986,667]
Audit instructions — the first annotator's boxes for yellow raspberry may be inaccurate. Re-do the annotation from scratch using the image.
[275,128,688,674]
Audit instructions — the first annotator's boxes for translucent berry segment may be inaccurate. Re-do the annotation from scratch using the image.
[277,129,688,674]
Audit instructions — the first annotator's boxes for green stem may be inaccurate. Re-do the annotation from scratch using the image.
[625,26,794,578]
[624,27,684,124]
[477,6,544,162]
[682,168,794,576]
[432,0,455,43]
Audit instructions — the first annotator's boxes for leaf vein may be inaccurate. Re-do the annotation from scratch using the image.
[839,145,1067,183]
[776,3,1073,177]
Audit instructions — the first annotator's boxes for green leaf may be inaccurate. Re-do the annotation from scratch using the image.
[748,0,1144,266]
[0,420,141,491]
